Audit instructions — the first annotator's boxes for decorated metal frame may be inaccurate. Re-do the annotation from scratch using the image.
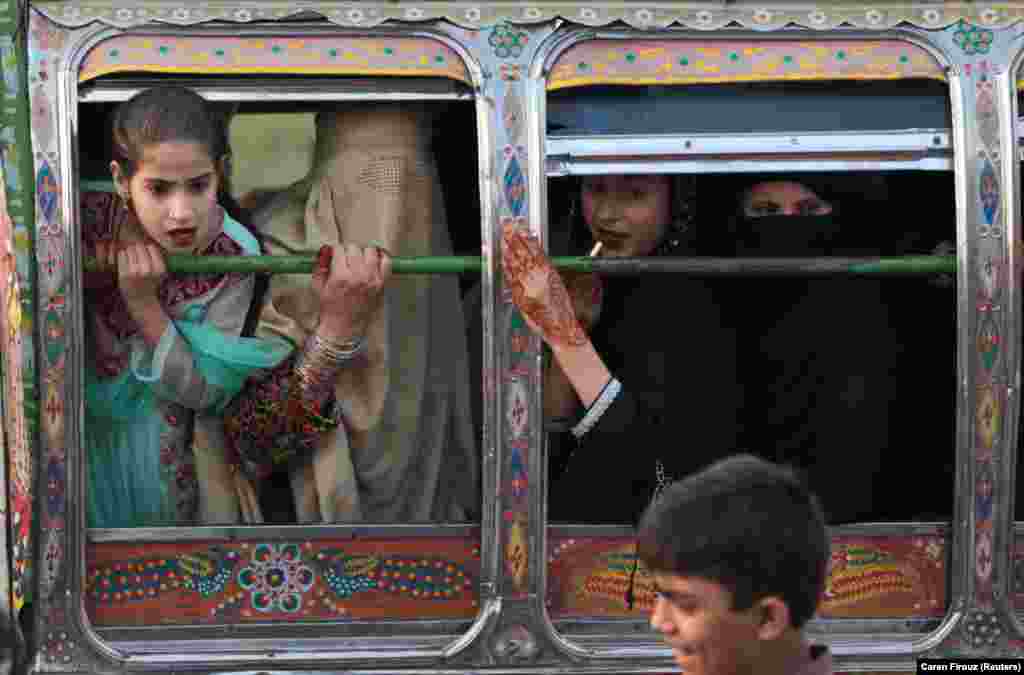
[4,1,1024,672]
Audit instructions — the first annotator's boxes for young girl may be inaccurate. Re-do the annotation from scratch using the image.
[81,86,292,528]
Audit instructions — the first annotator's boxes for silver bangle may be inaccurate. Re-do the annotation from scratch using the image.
[310,332,365,364]
[293,333,365,402]
[571,377,621,439]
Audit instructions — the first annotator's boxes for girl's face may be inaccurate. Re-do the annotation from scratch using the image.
[582,175,671,257]
[112,141,222,254]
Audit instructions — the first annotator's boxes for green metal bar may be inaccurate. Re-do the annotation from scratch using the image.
[84,255,482,275]
[82,254,958,276]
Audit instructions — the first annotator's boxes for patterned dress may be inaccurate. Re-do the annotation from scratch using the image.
[81,186,291,528]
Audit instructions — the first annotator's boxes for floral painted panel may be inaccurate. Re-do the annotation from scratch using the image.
[79,34,470,83]
[87,537,481,625]
[548,39,946,90]
[547,535,946,618]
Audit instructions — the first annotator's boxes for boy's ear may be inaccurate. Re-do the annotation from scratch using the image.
[755,596,791,641]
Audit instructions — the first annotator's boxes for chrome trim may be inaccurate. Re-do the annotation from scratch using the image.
[944,24,976,635]
[436,17,501,666]
[79,77,474,103]
[98,621,473,642]
[56,18,130,670]
[997,26,1024,636]
[546,157,953,176]
[546,522,952,537]
[547,130,953,158]
[553,617,943,636]
[440,597,500,661]
[547,129,955,171]
[88,523,480,543]
[524,39,593,665]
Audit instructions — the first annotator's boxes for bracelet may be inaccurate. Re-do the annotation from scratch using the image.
[310,332,365,363]
[294,355,333,394]
[293,333,365,403]
[571,377,621,439]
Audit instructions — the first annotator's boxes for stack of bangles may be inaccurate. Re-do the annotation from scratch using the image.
[295,332,366,401]
[571,377,621,439]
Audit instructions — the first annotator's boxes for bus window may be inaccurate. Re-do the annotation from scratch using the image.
[543,80,956,528]
[77,92,483,533]
[1016,99,1024,523]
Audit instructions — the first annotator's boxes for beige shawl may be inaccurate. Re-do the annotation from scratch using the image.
[251,105,478,523]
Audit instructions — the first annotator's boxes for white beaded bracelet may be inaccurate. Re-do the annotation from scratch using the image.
[571,377,621,439]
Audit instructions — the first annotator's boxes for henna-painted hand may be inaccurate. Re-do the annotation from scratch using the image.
[312,243,393,343]
[542,271,601,423]
[501,223,586,349]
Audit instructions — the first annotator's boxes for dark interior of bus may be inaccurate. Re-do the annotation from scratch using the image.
[545,170,957,524]
[545,80,959,524]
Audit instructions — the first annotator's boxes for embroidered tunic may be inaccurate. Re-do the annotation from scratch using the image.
[81,187,291,528]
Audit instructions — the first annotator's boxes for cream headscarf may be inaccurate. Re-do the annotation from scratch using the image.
[251,104,478,523]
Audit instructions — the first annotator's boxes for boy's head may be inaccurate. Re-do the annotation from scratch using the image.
[637,454,829,675]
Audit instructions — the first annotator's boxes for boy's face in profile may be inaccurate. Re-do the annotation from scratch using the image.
[649,572,764,675]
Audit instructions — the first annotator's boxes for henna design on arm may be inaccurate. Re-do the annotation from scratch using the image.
[502,225,586,348]
[539,268,586,346]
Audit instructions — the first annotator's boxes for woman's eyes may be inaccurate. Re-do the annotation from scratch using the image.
[747,202,829,216]
[146,180,211,196]
[584,186,651,200]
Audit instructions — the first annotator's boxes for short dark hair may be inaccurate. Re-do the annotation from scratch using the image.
[637,454,828,629]
[111,85,230,179]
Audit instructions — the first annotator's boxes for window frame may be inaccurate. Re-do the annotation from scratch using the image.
[529,27,966,664]
[54,21,501,668]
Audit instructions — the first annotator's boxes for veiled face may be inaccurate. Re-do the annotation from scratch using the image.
[582,175,672,257]
[742,181,832,218]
